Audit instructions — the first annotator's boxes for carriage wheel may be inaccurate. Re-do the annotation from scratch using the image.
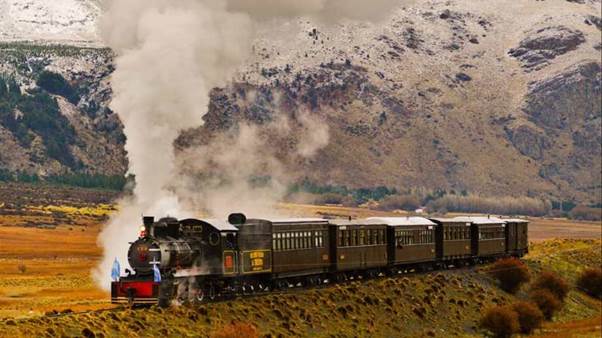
[208,284,217,300]
[195,288,205,303]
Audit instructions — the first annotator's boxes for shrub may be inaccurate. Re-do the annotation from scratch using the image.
[576,268,602,299]
[211,322,258,338]
[488,258,530,293]
[18,264,27,274]
[479,306,519,338]
[512,301,544,334]
[37,70,79,104]
[426,195,551,216]
[377,194,421,211]
[532,271,569,301]
[529,289,562,320]
[569,205,602,221]
[314,193,347,205]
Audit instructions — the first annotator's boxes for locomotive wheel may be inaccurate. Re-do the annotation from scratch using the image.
[334,273,347,283]
[242,284,254,295]
[275,280,288,290]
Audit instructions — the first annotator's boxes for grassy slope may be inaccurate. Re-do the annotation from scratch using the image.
[0,239,599,338]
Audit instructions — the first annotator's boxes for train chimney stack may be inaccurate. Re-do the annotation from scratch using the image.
[142,216,155,237]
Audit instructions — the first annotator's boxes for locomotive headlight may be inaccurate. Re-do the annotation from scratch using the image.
[139,226,147,238]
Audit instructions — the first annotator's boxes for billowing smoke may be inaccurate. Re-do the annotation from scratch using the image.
[94,0,397,289]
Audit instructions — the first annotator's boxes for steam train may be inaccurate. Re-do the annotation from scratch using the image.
[111,214,528,306]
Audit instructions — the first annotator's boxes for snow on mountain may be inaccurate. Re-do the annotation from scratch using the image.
[0,0,101,44]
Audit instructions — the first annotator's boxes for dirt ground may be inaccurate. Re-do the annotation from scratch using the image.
[0,201,600,321]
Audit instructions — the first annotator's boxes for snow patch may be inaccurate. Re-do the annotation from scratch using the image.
[0,0,101,44]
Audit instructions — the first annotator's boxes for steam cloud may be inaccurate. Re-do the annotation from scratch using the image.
[94,0,397,289]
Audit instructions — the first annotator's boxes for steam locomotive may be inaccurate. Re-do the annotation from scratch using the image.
[111,214,528,306]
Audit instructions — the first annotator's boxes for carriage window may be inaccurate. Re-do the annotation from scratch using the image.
[480,227,504,240]
[280,233,284,250]
[418,229,434,244]
[397,230,415,245]
[359,230,365,246]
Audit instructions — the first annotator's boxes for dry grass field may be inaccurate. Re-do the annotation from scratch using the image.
[0,223,111,318]
[0,191,600,336]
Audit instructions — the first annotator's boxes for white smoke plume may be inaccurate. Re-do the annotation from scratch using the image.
[297,111,330,158]
[94,0,398,289]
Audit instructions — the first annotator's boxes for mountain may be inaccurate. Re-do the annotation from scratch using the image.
[0,0,601,204]
[178,0,602,204]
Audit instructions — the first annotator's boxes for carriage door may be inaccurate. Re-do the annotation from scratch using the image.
[506,223,516,253]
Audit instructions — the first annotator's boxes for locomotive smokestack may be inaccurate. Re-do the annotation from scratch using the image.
[143,216,155,226]
[143,216,155,236]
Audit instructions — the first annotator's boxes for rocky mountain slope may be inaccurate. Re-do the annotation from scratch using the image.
[178,0,602,204]
[0,43,126,176]
[0,0,600,204]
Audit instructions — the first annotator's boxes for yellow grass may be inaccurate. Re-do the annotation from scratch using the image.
[29,204,115,217]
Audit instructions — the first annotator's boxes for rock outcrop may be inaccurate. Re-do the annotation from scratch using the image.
[509,26,586,71]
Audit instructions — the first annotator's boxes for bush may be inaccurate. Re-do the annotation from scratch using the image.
[569,205,602,221]
[37,71,79,104]
[47,174,128,191]
[480,306,519,338]
[211,322,258,338]
[314,193,347,205]
[576,268,602,299]
[488,258,530,293]
[529,289,562,320]
[512,301,544,334]
[377,194,421,211]
[532,271,569,301]
[427,195,551,216]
